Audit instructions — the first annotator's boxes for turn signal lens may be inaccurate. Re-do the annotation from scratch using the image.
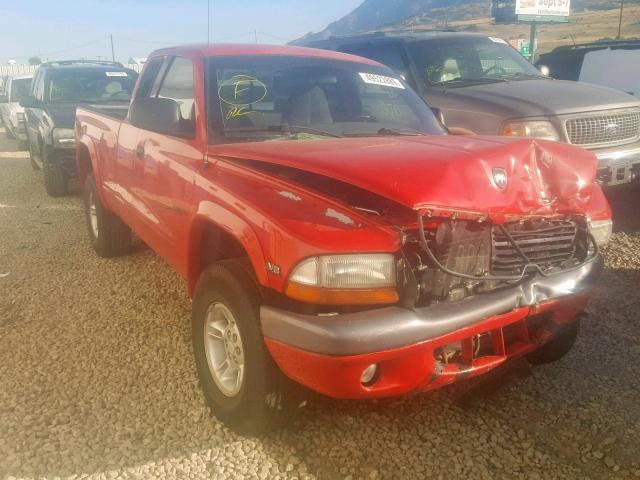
[500,121,560,141]
[286,254,398,305]
[285,282,399,305]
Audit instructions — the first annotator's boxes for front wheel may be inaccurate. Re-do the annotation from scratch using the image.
[527,320,580,365]
[28,141,42,171]
[42,148,68,197]
[192,259,302,435]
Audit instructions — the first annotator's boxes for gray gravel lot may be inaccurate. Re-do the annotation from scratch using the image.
[1,127,639,480]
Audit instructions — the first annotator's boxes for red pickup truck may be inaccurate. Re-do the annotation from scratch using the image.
[75,44,612,434]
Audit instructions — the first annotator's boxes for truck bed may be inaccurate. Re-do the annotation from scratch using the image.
[80,103,129,121]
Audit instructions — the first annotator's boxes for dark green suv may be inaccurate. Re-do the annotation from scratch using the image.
[21,60,137,196]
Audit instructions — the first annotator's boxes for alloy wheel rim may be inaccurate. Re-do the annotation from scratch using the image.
[203,302,245,397]
[88,191,99,238]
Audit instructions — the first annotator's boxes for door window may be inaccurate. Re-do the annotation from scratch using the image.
[157,57,195,125]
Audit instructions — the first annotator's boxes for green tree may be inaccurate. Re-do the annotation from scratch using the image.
[28,56,42,66]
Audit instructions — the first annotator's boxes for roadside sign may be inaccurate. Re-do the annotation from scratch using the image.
[509,39,531,58]
[516,0,571,17]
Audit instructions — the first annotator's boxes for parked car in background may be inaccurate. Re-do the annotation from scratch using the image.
[308,32,640,187]
[20,60,138,196]
[76,43,610,434]
[0,74,33,145]
[537,40,640,97]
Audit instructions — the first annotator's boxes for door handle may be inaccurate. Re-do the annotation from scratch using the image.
[135,143,145,159]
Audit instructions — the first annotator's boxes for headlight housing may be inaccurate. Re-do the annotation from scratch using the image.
[52,128,76,147]
[588,219,613,248]
[500,120,560,141]
[286,254,398,305]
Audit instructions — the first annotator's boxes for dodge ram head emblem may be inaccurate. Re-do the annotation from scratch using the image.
[492,168,508,189]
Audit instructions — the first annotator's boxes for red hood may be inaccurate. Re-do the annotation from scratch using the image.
[210,135,597,218]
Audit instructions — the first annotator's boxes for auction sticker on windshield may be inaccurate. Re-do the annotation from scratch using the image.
[359,73,405,89]
[106,71,128,77]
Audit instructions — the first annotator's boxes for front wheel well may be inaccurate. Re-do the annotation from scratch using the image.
[188,221,255,295]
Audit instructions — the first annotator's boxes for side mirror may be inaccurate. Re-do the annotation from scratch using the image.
[19,96,43,109]
[431,107,446,127]
[538,65,550,77]
[0,94,7,104]
[130,97,194,137]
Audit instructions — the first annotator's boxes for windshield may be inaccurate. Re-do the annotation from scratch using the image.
[206,55,446,142]
[46,69,137,103]
[10,78,31,102]
[409,37,544,87]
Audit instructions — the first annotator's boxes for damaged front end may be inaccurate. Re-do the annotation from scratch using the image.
[262,208,603,399]
[398,212,600,308]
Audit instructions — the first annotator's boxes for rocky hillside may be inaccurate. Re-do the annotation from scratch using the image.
[292,0,638,44]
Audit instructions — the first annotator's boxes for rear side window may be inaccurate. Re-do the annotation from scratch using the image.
[135,58,164,99]
[156,57,195,123]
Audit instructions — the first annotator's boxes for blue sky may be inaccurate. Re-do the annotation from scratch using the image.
[0,0,363,63]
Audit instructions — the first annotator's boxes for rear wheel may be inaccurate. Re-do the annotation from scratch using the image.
[83,173,131,257]
[42,148,68,197]
[192,259,302,435]
[527,321,580,365]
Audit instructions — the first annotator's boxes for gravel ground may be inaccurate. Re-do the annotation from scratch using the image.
[1,128,639,480]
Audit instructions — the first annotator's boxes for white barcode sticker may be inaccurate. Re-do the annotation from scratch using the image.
[359,72,405,89]
[106,71,128,77]
[489,36,508,45]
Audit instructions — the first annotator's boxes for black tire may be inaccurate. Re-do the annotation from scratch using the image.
[83,173,131,257]
[527,320,580,365]
[28,141,41,171]
[192,259,302,435]
[42,148,68,197]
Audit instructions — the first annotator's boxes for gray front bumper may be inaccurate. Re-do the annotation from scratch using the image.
[261,255,603,356]
[594,143,640,186]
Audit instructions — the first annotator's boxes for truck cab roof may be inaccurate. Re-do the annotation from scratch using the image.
[146,43,383,66]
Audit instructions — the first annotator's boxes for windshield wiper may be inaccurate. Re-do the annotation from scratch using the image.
[500,72,546,80]
[276,125,344,138]
[376,127,426,136]
[434,77,506,86]
[223,125,343,139]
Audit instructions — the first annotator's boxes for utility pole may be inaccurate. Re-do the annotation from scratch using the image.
[110,34,115,62]
[207,0,211,44]
[529,21,537,63]
[254,29,258,44]
[617,0,624,39]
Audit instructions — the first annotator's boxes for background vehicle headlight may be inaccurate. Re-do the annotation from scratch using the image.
[588,219,613,248]
[500,121,560,141]
[52,128,76,147]
[286,254,398,305]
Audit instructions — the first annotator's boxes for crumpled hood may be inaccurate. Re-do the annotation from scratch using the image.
[212,135,597,218]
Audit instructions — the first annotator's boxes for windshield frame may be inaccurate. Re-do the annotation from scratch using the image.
[407,36,545,89]
[205,55,446,145]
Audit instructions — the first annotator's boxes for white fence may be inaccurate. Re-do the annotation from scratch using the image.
[1,63,142,76]
[0,65,39,76]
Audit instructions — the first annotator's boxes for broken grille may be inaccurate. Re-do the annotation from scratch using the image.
[491,220,579,275]
[565,111,640,147]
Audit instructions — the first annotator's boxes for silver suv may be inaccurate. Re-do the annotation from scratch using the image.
[309,31,640,187]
